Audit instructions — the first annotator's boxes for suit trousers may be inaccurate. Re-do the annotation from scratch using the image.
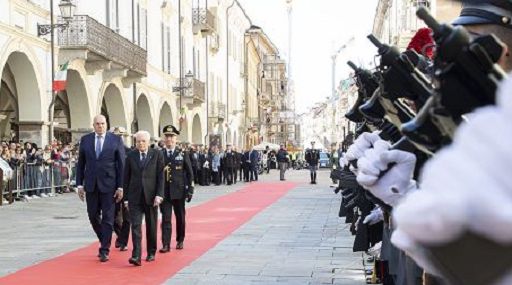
[160,198,186,246]
[279,162,287,180]
[86,188,116,255]
[129,200,158,258]
[250,167,258,181]
[224,167,234,185]
[114,201,130,247]
[212,171,221,185]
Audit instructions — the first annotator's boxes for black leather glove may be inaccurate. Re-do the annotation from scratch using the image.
[186,193,193,203]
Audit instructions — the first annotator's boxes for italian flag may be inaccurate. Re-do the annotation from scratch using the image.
[53,61,69,92]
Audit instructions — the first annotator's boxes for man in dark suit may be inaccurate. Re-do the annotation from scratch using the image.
[222,144,235,185]
[243,149,250,182]
[249,147,259,182]
[233,147,242,184]
[159,125,194,252]
[76,115,125,262]
[123,131,164,266]
[111,127,131,252]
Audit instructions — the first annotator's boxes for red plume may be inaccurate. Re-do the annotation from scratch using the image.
[407,28,435,59]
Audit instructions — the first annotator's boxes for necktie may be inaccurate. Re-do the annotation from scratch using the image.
[95,136,102,158]
[141,152,147,162]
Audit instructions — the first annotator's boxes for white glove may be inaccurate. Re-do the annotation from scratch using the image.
[345,131,381,162]
[356,139,391,176]
[357,149,418,207]
[363,207,384,225]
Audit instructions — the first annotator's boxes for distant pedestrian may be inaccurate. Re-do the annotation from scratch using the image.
[276,144,289,181]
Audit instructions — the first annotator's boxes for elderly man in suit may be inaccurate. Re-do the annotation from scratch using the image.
[76,115,125,262]
[123,131,164,266]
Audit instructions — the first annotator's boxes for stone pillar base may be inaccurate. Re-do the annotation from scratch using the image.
[71,128,94,143]
[18,121,46,147]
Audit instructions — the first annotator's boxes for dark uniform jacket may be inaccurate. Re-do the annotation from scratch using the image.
[222,151,235,168]
[234,151,243,169]
[277,149,289,163]
[305,149,320,166]
[162,147,194,200]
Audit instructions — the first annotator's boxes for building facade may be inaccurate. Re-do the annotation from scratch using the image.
[373,0,462,48]
[0,0,287,149]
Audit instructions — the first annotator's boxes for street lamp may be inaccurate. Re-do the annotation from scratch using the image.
[37,0,75,145]
[37,0,76,36]
[172,70,194,131]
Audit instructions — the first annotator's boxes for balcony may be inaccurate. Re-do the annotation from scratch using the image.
[176,78,205,108]
[57,15,147,86]
[193,8,217,35]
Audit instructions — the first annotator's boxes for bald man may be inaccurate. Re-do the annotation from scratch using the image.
[76,115,126,262]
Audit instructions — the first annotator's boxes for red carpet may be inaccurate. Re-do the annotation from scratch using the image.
[0,182,297,285]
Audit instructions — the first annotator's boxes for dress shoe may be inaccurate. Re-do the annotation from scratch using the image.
[176,242,184,250]
[159,245,170,253]
[115,241,121,249]
[146,255,155,262]
[129,257,141,266]
[99,253,109,262]
[120,246,128,251]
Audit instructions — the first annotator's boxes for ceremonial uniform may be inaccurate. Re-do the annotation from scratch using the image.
[159,125,194,252]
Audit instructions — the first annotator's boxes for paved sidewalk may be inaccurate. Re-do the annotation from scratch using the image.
[165,170,366,285]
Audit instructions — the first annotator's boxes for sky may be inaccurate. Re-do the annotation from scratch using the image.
[238,0,379,114]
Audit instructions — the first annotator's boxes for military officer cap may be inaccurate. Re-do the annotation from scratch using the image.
[110,126,126,135]
[453,0,512,28]
[162,125,180,136]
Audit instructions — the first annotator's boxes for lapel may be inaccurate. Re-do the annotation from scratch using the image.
[143,149,154,169]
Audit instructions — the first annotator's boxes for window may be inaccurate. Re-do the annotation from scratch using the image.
[166,26,171,74]
[137,4,147,49]
[161,22,165,71]
[106,0,119,32]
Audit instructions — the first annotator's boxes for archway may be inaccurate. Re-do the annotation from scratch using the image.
[191,114,202,144]
[158,102,173,136]
[136,94,154,136]
[101,84,127,130]
[56,69,91,143]
[0,52,43,143]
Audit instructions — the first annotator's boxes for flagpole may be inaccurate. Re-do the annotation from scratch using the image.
[48,0,56,146]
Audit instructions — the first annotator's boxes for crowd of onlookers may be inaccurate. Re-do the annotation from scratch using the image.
[0,138,306,205]
[0,140,77,204]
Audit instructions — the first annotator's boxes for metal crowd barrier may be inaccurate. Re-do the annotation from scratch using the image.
[1,161,76,205]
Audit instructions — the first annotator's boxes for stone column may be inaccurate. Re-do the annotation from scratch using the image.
[17,121,47,147]
[70,128,93,143]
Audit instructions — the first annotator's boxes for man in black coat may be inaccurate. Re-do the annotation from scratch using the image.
[111,127,131,252]
[159,125,194,252]
[242,150,251,182]
[305,141,320,184]
[123,131,164,266]
[189,145,200,185]
[233,147,242,184]
[222,144,235,185]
